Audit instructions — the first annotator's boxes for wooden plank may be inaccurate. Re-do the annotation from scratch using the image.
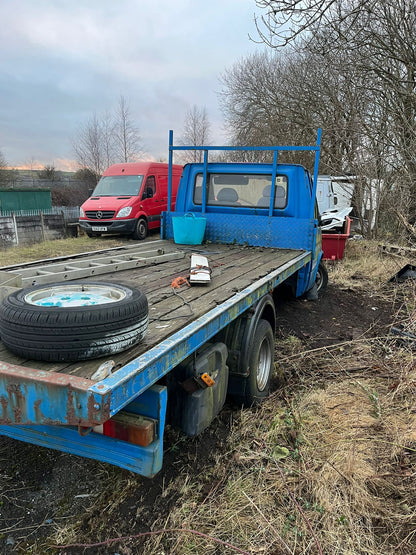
[145,249,266,307]
[59,248,300,379]
[3,245,304,380]
[148,249,295,325]
[146,248,282,319]
[95,246,239,294]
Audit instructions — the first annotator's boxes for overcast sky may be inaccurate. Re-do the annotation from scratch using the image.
[0,0,264,170]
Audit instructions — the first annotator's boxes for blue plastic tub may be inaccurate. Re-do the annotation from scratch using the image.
[172,212,207,245]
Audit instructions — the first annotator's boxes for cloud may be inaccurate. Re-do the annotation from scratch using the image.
[0,0,262,167]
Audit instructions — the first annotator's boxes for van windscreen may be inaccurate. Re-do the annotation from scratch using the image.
[93,175,144,196]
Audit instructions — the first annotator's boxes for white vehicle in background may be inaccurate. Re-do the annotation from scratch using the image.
[317,174,381,233]
[316,175,353,231]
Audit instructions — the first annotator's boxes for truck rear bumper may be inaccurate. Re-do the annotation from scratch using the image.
[0,361,109,426]
[0,385,167,477]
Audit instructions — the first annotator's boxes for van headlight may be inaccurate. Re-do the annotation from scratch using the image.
[79,207,85,217]
[116,207,132,218]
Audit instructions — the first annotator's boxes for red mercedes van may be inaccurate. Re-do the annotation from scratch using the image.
[79,162,183,239]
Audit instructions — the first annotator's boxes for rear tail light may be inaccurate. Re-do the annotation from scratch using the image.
[94,412,156,447]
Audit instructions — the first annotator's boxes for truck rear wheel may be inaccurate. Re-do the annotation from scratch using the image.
[132,218,148,240]
[0,281,148,362]
[243,318,274,406]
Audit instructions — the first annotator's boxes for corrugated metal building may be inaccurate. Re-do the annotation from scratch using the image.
[0,189,52,212]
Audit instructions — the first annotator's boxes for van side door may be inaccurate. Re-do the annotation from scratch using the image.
[140,175,162,229]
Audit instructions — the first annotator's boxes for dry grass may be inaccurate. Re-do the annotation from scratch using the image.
[7,239,416,555]
[0,236,128,267]
[330,240,414,290]
[138,343,416,554]
[136,242,416,555]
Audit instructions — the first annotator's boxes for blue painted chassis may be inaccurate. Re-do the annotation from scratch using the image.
[0,132,321,476]
[0,385,167,476]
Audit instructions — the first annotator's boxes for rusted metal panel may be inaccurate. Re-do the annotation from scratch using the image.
[0,385,167,477]
[0,362,111,426]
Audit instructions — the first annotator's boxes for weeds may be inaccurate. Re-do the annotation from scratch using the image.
[354,379,382,418]
[3,240,416,554]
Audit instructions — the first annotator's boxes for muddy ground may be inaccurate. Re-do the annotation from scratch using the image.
[0,280,395,554]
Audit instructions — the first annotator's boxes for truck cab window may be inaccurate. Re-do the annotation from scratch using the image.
[194,173,288,209]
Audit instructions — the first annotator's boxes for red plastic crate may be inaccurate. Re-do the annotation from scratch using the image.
[322,217,351,260]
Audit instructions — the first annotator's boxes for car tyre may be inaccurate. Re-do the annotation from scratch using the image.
[0,281,148,362]
[243,319,274,406]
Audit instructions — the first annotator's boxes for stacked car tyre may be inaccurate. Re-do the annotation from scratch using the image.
[0,281,148,362]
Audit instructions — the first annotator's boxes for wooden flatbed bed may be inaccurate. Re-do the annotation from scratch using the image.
[0,241,305,381]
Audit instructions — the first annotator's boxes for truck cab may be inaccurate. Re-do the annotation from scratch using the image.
[79,162,183,240]
[175,162,315,221]
[167,151,322,297]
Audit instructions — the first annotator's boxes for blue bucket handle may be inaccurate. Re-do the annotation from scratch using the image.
[184,212,196,218]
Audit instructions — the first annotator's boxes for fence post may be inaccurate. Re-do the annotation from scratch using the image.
[11,211,19,246]
[60,209,67,237]
[40,211,46,242]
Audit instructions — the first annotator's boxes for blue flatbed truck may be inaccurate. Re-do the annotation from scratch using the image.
[0,131,323,477]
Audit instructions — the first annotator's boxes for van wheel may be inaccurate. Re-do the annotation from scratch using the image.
[132,218,148,240]
[244,319,274,405]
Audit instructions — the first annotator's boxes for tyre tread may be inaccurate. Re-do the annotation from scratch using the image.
[0,281,149,362]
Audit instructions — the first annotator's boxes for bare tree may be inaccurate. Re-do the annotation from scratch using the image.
[114,95,142,163]
[255,0,416,234]
[219,46,394,235]
[73,97,142,179]
[101,110,117,168]
[179,105,211,163]
[0,149,10,186]
[220,47,368,168]
[254,0,349,48]
[73,113,107,179]
[73,112,116,179]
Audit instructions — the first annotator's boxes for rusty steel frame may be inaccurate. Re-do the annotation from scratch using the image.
[0,385,167,477]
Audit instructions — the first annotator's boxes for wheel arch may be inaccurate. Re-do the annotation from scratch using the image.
[133,209,147,220]
[240,294,276,369]
[215,293,276,379]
